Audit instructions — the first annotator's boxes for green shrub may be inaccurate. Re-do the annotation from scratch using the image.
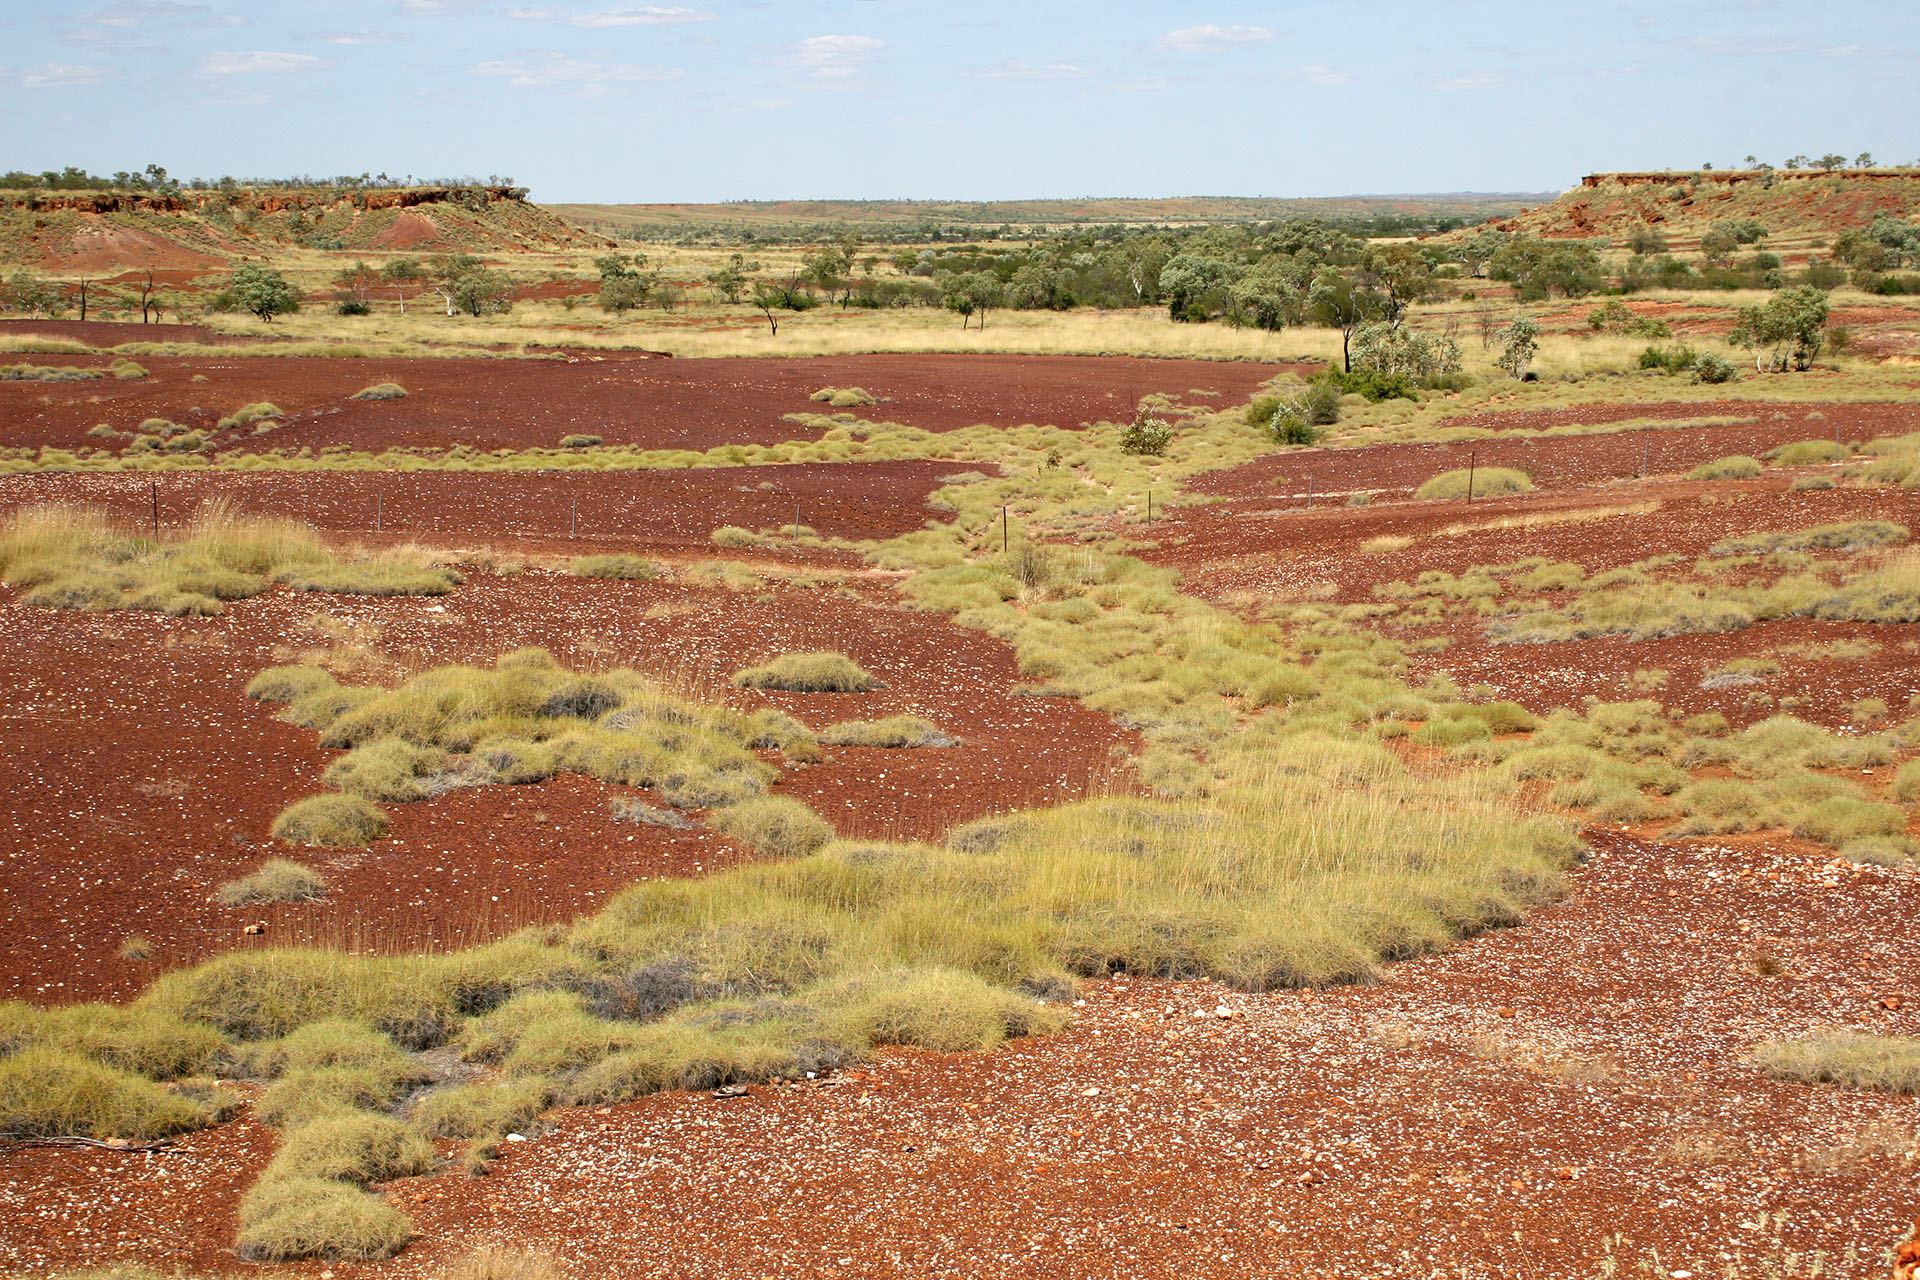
[810,387,876,407]
[246,665,337,704]
[1414,467,1532,501]
[110,358,148,380]
[1768,438,1851,466]
[1118,410,1175,457]
[217,859,329,906]
[0,1002,224,1079]
[1791,797,1908,847]
[558,433,603,448]
[218,402,283,431]
[570,554,656,580]
[1687,455,1762,481]
[0,1048,224,1139]
[1693,352,1736,384]
[236,1176,412,1262]
[819,716,959,748]
[828,968,1069,1053]
[709,526,759,548]
[349,383,407,402]
[709,796,835,858]
[1754,1031,1920,1093]
[268,1112,436,1185]
[271,794,389,847]
[324,740,456,803]
[733,652,876,693]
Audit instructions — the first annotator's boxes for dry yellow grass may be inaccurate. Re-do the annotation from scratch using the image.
[1434,502,1660,538]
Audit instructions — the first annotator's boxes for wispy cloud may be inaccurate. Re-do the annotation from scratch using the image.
[1429,70,1508,91]
[401,0,486,15]
[199,49,325,74]
[1297,64,1350,85]
[469,52,682,90]
[506,6,716,26]
[61,1,241,51]
[22,63,112,88]
[969,59,1089,80]
[323,30,407,45]
[781,33,886,85]
[1681,36,1865,56]
[1156,24,1272,53]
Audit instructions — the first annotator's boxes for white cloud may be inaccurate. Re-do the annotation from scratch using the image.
[62,1,240,51]
[323,30,407,45]
[1156,24,1272,52]
[22,63,111,88]
[507,6,716,26]
[1430,71,1508,91]
[783,33,885,83]
[1297,63,1350,85]
[401,0,487,15]
[199,50,325,74]
[971,60,1089,80]
[469,52,682,89]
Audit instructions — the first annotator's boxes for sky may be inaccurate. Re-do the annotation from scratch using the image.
[3,1,1917,203]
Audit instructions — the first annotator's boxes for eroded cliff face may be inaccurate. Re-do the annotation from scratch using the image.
[1458,170,1920,243]
[5,186,529,216]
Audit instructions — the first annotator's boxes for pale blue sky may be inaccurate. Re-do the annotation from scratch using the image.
[4,1,1916,202]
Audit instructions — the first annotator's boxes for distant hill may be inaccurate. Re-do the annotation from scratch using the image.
[1481,169,1920,248]
[550,193,1554,241]
[0,185,611,272]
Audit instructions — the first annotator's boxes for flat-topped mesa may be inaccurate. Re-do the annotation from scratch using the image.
[3,185,531,214]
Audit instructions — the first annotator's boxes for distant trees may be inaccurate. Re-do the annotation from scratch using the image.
[1487,237,1602,300]
[223,265,300,322]
[594,252,654,314]
[941,271,1002,328]
[381,258,424,314]
[1729,285,1829,371]
[1,271,64,319]
[425,254,512,316]
[705,253,755,304]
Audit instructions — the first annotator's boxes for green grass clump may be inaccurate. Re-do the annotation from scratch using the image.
[0,504,455,616]
[0,1048,226,1139]
[217,859,329,906]
[0,363,104,382]
[246,665,338,704]
[1813,551,1920,623]
[1892,759,1920,802]
[1414,467,1532,500]
[733,652,876,693]
[1711,521,1907,556]
[271,794,389,848]
[1687,455,1762,480]
[218,402,284,431]
[236,1176,412,1262]
[1754,1031,1920,1094]
[570,554,656,580]
[110,358,147,380]
[709,525,760,548]
[709,796,836,858]
[267,1111,436,1185]
[0,1002,224,1078]
[349,382,407,401]
[324,740,459,803]
[1789,475,1835,491]
[826,968,1067,1052]
[819,715,959,748]
[558,433,603,448]
[1767,439,1851,466]
[1791,797,1909,848]
[810,386,877,407]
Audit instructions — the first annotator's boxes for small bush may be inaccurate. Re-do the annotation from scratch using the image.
[1118,410,1175,456]
[1789,475,1835,491]
[110,358,148,380]
[0,1048,224,1139]
[336,300,372,316]
[268,1112,436,1185]
[810,387,877,407]
[709,526,760,548]
[1769,438,1850,466]
[733,651,876,693]
[820,715,959,748]
[271,794,389,847]
[709,796,835,858]
[217,859,329,906]
[828,968,1069,1053]
[236,1176,412,1262]
[1415,467,1533,501]
[1693,352,1736,384]
[349,382,406,401]
[218,402,283,432]
[558,434,603,449]
[1792,797,1907,848]
[570,554,656,581]
[246,665,337,703]
[1755,1031,1920,1094]
[1687,455,1763,481]
[1892,759,1920,803]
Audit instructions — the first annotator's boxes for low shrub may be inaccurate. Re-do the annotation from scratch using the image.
[1693,352,1736,384]
[1687,455,1763,481]
[267,1112,436,1185]
[217,402,283,432]
[570,554,656,581]
[827,968,1069,1053]
[1755,1031,1920,1093]
[709,796,835,858]
[110,358,148,380]
[0,1047,225,1139]
[217,859,329,906]
[810,387,877,407]
[733,652,876,693]
[558,434,603,449]
[246,665,338,703]
[349,383,407,402]
[0,363,104,382]
[1414,467,1532,501]
[271,794,389,847]
[236,1176,412,1262]
[1711,522,1906,556]
[819,715,959,748]
[1769,438,1851,466]
[709,526,760,548]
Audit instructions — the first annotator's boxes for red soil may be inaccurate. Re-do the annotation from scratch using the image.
[0,345,1289,453]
